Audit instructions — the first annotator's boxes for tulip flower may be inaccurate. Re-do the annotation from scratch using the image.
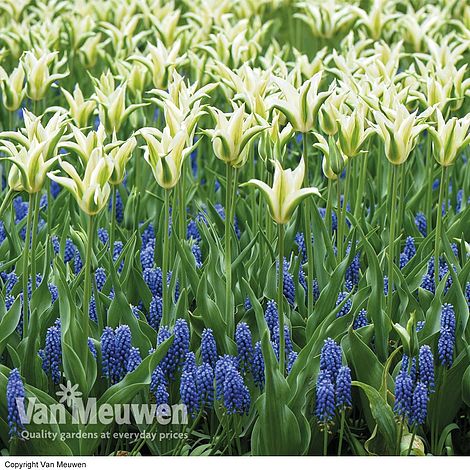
[108,135,137,185]
[59,124,107,164]
[244,157,320,225]
[337,105,374,158]
[258,113,294,162]
[428,109,470,167]
[140,126,195,190]
[269,72,332,133]
[372,103,431,165]
[22,51,68,101]
[0,65,26,111]
[48,147,113,215]
[204,104,267,167]
[93,73,147,134]
[61,84,96,128]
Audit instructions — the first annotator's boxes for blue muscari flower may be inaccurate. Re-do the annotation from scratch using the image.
[89,295,97,322]
[403,236,416,261]
[215,203,241,238]
[158,319,190,380]
[0,221,6,244]
[183,352,197,375]
[192,244,203,268]
[214,179,220,192]
[196,363,214,409]
[466,282,470,309]
[142,223,155,246]
[88,338,97,358]
[235,322,253,374]
[420,273,434,293]
[48,284,58,303]
[318,207,338,231]
[150,365,169,406]
[336,366,352,409]
[287,351,298,374]
[278,258,295,306]
[335,291,352,318]
[353,309,368,329]
[187,219,201,243]
[52,236,60,255]
[315,370,335,425]
[223,366,250,415]
[320,338,342,382]
[95,267,106,291]
[201,328,218,368]
[252,342,265,389]
[64,238,76,264]
[109,191,124,223]
[264,300,279,339]
[50,180,61,198]
[40,319,62,384]
[148,296,163,330]
[114,325,132,383]
[272,324,294,361]
[295,232,307,263]
[399,252,409,270]
[13,197,28,221]
[418,345,434,393]
[432,178,440,190]
[7,368,26,437]
[74,251,83,274]
[113,241,124,272]
[410,382,429,426]
[438,327,455,368]
[39,193,47,209]
[441,303,456,332]
[126,347,142,373]
[6,272,18,293]
[345,248,360,287]
[101,327,115,381]
[5,294,15,310]
[97,227,109,245]
[244,297,252,310]
[215,355,237,400]
[383,275,389,295]
[414,212,427,237]
[27,274,42,298]
[141,246,154,270]
[394,370,413,418]
[180,368,198,415]
[143,267,162,296]
[416,321,425,332]
[190,147,198,177]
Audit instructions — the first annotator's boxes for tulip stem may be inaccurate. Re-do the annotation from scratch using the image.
[354,153,368,220]
[425,135,433,225]
[396,163,406,244]
[302,134,314,316]
[22,193,34,338]
[83,215,95,343]
[225,164,234,338]
[162,189,171,324]
[434,165,446,287]
[326,178,333,235]
[387,164,398,321]
[30,192,40,295]
[109,185,116,252]
[278,223,285,375]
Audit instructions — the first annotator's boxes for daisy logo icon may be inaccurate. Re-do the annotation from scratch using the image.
[56,380,83,408]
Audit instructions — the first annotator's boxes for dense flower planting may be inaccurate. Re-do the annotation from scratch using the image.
[0,0,469,457]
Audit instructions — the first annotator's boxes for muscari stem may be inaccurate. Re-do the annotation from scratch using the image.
[162,189,171,324]
[83,215,95,344]
[407,426,417,456]
[337,408,346,456]
[434,165,446,287]
[22,193,34,338]
[278,223,285,375]
[387,164,398,321]
[302,134,314,316]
